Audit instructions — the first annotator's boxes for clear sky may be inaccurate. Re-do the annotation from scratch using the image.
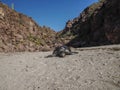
[1,0,98,31]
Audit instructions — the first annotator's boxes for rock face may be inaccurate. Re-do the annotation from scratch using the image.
[0,2,56,52]
[59,0,120,47]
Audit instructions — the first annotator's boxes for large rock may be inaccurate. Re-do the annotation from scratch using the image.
[58,0,120,47]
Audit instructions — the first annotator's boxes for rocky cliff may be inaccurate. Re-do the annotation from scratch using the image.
[0,2,56,52]
[59,0,120,47]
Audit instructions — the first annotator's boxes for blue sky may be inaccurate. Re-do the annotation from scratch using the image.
[1,0,98,31]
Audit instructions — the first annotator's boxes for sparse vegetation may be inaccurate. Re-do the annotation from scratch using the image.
[11,3,14,10]
[28,35,45,46]
[99,0,106,3]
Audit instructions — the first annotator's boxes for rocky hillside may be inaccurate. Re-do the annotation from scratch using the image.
[58,0,120,47]
[0,0,120,52]
[0,2,57,52]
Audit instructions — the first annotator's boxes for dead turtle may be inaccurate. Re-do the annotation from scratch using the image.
[46,45,78,58]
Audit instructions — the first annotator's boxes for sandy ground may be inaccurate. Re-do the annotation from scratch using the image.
[0,45,120,90]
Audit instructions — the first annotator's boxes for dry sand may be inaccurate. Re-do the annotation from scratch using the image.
[0,45,120,90]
